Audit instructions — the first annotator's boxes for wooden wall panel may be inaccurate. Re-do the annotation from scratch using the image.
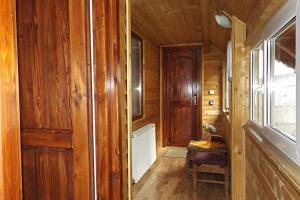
[246,0,286,46]
[202,46,224,135]
[17,0,91,199]
[245,131,300,200]
[0,0,23,198]
[132,24,162,151]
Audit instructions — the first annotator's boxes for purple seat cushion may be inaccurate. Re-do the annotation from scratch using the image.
[193,152,228,168]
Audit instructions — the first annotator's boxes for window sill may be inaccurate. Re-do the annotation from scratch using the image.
[132,115,146,123]
[244,121,300,193]
[247,121,299,164]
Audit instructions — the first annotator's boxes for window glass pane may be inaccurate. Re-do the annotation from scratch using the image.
[225,41,232,112]
[225,64,231,112]
[131,33,143,120]
[252,46,264,124]
[270,23,296,140]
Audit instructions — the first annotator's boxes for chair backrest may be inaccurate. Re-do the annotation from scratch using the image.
[210,135,225,143]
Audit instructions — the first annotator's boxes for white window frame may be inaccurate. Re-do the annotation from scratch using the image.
[249,0,300,166]
[250,43,264,125]
[267,19,296,141]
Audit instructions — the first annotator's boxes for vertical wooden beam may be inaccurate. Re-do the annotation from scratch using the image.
[0,0,22,199]
[126,0,133,199]
[119,0,130,199]
[200,0,210,53]
[69,0,90,199]
[231,16,249,200]
[93,0,123,199]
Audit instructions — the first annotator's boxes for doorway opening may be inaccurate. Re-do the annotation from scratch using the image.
[127,0,229,199]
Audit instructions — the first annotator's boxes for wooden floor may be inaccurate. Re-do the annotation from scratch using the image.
[133,155,226,200]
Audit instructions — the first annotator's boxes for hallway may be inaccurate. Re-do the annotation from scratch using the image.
[133,154,225,200]
[2,0,300,199]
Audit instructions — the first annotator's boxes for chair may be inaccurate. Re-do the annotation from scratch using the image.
[186,135,227,168]
[192,152,229,199]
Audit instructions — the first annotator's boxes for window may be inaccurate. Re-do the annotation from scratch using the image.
[269,22,296,140]
[131,32,144,120]
[249,0,300,166]
[251,20,296,140]
[251,45,264,124]
[225,41,232,113]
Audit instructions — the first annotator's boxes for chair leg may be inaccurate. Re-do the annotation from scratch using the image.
[224,166,229,200]
[192,163,197,191]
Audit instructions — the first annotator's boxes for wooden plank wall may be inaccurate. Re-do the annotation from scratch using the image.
[245,131,300,199]
[131,23,162,151]
[222,116,231,152]
[246,0,287,46]
[0,0,23,198]
[17,0,91,199]
[202,46,224,136]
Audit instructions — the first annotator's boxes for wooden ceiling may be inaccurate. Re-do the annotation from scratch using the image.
[132,0,259,52]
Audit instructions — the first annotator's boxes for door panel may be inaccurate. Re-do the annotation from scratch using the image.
[22,149,73,200]
[163,47,201,146]
[172,107,192,138]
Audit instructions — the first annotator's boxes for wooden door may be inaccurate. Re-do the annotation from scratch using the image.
[17,0,91,199]
[163,46,201,146]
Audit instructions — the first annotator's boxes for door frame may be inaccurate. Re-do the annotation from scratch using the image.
[0,0,23,198]
[160,44,203,147]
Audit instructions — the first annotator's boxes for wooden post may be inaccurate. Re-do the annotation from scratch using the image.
[126,0,133,199]
[230,16,249,200]
[93,0,124,199]
[0,0,22,199]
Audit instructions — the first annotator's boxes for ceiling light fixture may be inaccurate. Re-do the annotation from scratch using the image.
[215,10,232,29]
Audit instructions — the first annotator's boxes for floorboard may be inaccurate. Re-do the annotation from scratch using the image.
[133,155,226,200]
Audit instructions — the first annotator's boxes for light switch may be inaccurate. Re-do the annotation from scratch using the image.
[209,99,215,105]
[209,89,215,95]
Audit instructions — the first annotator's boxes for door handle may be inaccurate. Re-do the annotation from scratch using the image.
[254,86,263,106]
[191,95,197,106]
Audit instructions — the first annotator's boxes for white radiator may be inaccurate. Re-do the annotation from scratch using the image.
[132,124,156,183]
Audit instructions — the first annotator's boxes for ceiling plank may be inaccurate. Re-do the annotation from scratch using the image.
[132,0,261,52]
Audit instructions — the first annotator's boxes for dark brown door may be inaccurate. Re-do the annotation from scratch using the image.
[17,0,91,199]
[163,46,201,146]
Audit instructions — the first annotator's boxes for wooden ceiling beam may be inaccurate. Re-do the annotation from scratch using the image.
[201,0,211,53]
